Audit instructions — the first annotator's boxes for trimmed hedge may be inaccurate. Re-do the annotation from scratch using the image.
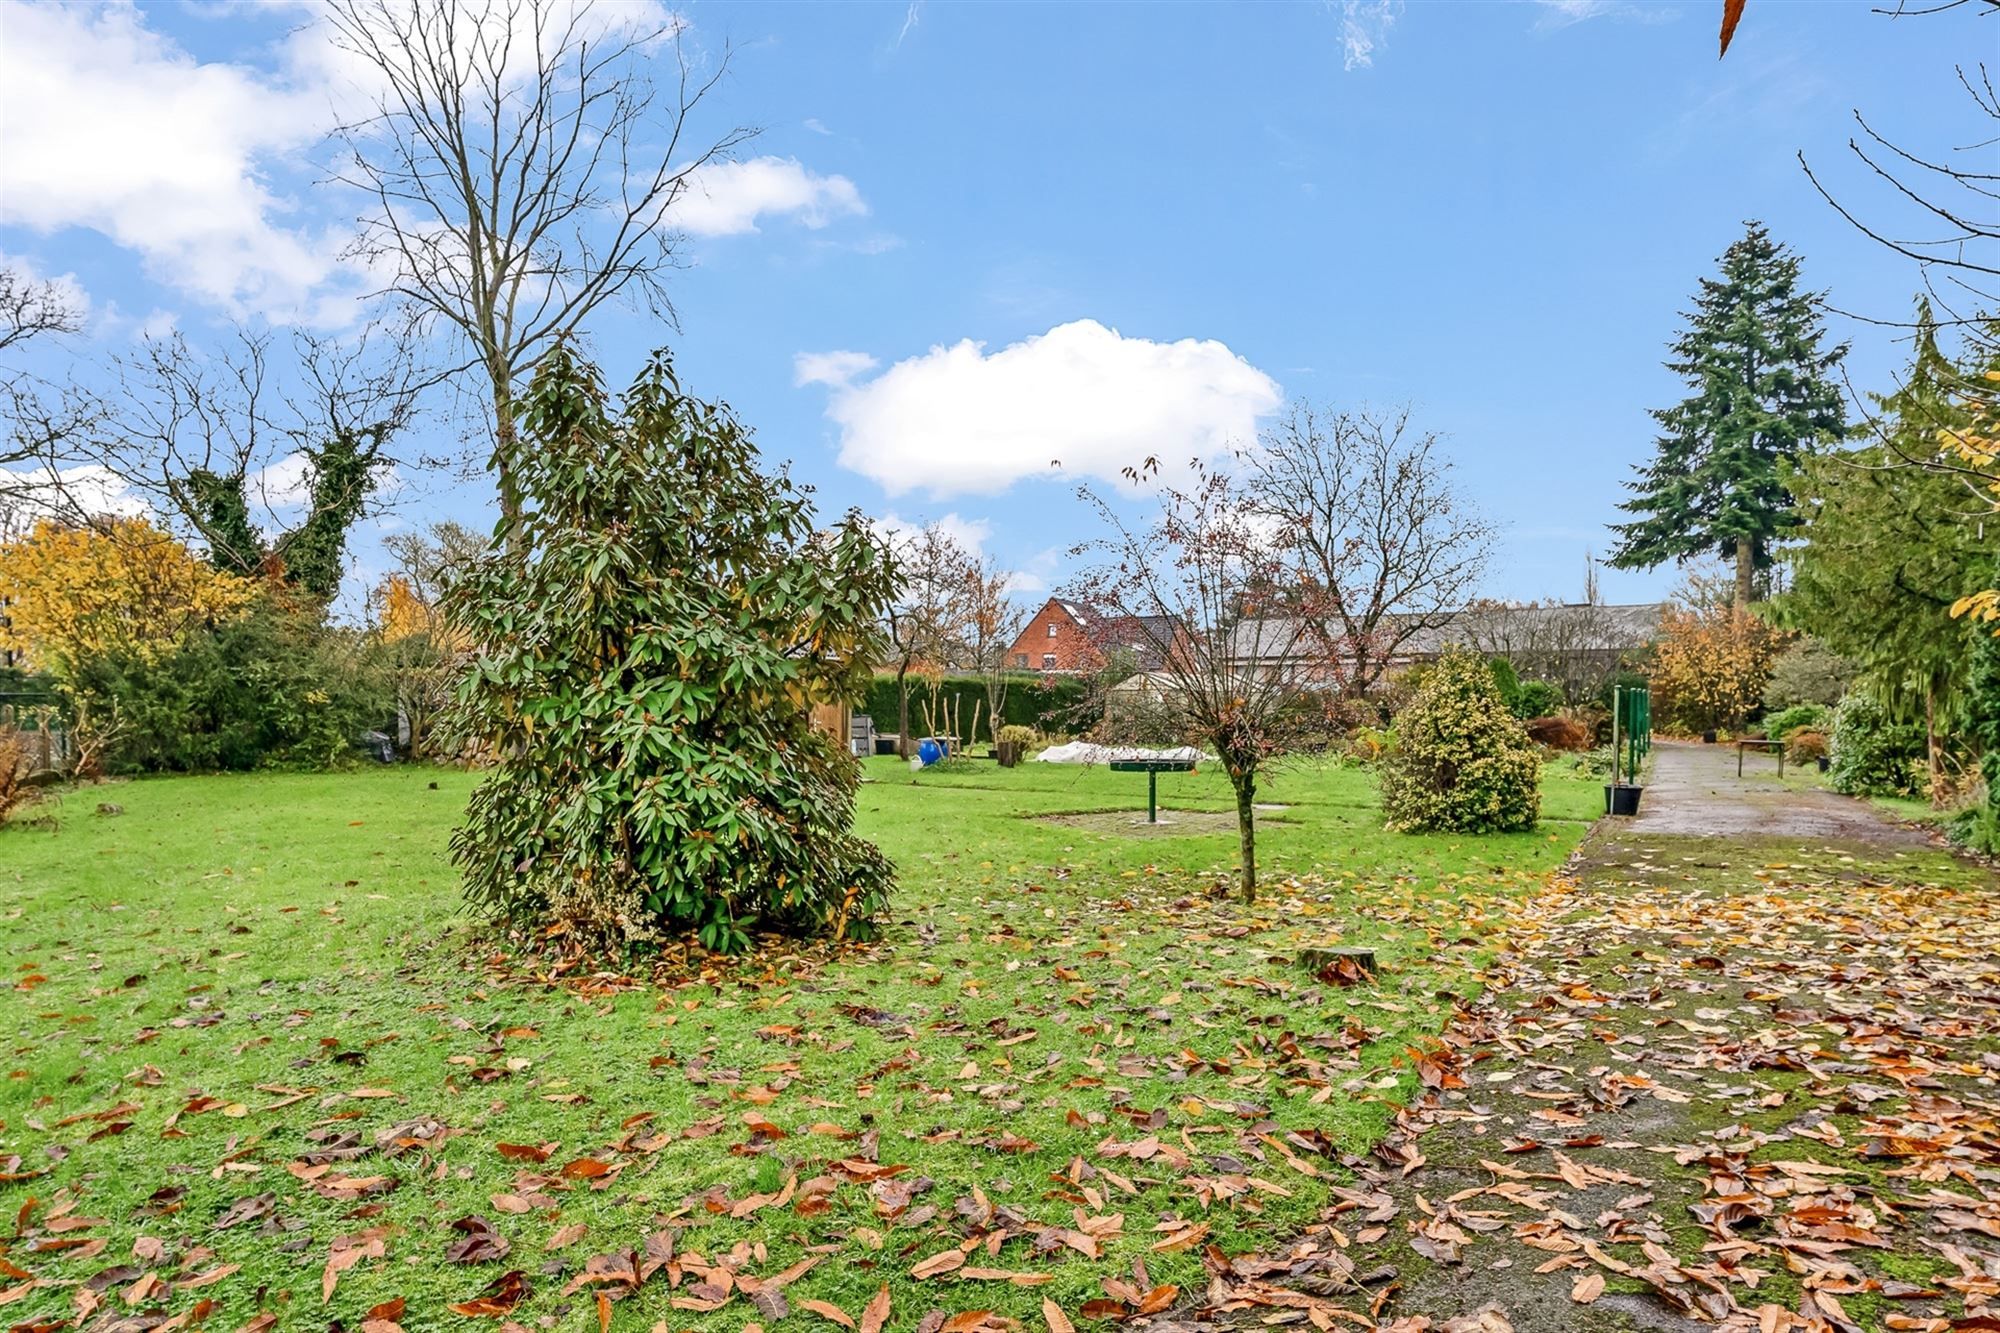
[862,673,1097,743]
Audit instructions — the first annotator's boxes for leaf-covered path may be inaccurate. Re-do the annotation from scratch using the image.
[1161,778,2000,1332]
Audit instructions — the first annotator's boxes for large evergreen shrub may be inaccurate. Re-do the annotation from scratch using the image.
[446,346,895,956]
[1380,647,1542,833]
[1827,694,1924,798]
[70,594,387,772]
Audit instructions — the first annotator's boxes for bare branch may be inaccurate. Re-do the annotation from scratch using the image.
[323,0,758,531]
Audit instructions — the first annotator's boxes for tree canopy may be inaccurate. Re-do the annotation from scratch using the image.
[1610,222,1848,606]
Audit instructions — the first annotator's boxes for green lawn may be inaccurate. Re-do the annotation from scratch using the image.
[1,756,1600,1332]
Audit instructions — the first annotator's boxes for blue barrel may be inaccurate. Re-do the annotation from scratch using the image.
[917,737,944,766]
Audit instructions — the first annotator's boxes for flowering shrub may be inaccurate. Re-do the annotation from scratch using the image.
[1380,647,1541,833]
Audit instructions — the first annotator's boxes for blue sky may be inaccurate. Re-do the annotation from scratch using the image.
[0,0,1980,613]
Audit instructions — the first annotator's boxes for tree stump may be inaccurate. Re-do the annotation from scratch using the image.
[1298,946,1378,986]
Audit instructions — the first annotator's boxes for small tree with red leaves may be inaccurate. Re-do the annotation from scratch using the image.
[1070,461,1333,903]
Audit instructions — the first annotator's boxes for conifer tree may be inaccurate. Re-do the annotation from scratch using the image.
[1610,222,1849,606]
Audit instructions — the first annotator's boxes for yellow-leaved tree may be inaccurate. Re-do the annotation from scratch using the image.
[1945,359,2000,635]
[0,518,255,676]
[1650,598,1789,736]
[371,571,470,758]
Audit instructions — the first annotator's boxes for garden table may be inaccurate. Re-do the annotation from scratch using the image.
[1736,737,1785,778]
[1107,758,1196,824]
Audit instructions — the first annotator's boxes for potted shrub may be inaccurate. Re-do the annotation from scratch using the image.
[995,725,1035,768]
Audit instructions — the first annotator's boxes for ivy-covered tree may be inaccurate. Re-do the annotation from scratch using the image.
[185,425,383,599]
[446,345,896,956]
[1610,222,1849,607]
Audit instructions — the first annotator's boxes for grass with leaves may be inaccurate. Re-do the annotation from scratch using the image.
[1,755,1600,1332]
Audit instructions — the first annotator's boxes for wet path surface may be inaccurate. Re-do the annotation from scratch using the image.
[1144,763,1995,1333]
[1623,742,1929,845]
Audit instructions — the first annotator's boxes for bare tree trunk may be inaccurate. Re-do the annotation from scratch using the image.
[1230,765,1258,903]
[1926,683,1942,805]
[896,666,912,759]
[1734,537,1754,609]
[491,368,521,538]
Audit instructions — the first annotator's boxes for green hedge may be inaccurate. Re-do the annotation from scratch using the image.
[860,673,1096,743]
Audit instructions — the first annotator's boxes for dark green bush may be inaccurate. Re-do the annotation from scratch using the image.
[447,346,895,957]
[70,595,387,773]
[1762,702,1830,745]
[1761,640,1851,710]
[1513,680,1560,720]
[859,673,1095,743]
[1827,694,1925,798]
[1381,647,1542,833]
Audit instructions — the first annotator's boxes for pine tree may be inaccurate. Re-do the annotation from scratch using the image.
[1610,222,1849,606]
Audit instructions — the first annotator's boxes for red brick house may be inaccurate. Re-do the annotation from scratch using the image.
[1005,599,1182,674]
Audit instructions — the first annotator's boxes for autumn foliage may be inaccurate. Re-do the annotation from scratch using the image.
[1649,601,1787,735]
[0,517,254,674]
[1945,361,2000,635]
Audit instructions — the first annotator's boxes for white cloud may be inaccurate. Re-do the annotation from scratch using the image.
[803,118,833,136]
[1531,0,1674,30]
[1001,543,1063,596]
[870,511,993,558]
[250,453,315,511]
[0,4,846,322]
[673,158,867,237]
[0,464,145,525]
[0,4,336,317]
[803,319,1282,499]
[1339,0,1402,71]
[0,253,93,330]
[794,350,880,388]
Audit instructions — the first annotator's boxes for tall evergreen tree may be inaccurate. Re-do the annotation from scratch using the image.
[1610,221,1849,606]
[1779,307,1995,789]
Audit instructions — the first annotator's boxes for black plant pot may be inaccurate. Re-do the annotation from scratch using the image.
[1702,730,1718,744]
[1604,783,1644,816]
[1817,755,1831,773]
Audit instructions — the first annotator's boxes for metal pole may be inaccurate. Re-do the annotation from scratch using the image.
[1148,768,1158,823]
[1611,685,1622,789]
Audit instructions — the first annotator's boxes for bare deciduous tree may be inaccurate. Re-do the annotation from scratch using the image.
[1244,403,1496,699]
[1074,461,1330,903]
[880,524,975,757]
[1,267,98,516]
[961,555,1029,745]
[0,269,82,359]
[1456,560,1642,706]
[379,519,489,755]
[325,0,757,534]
